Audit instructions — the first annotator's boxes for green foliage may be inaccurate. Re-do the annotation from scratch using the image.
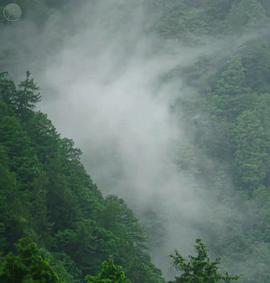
[233,109,268,189]
[226,0,267,30]
[152,0,269,39]
[0,238,62,283]
[0,73,164,282]
[14,71,41,115]
[167,5,270,281]
[0,71,40,118]
[1,1,270,282]
[170,239,239,283]
[86,257,131,283]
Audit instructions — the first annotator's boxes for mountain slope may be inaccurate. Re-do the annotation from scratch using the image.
[0,72,164,283]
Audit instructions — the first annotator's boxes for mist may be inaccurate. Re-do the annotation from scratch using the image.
[0,0,256,279]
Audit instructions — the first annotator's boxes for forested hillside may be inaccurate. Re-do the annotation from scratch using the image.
[0,73,164,282]
[1,0,270,282]
[153,1,270,282]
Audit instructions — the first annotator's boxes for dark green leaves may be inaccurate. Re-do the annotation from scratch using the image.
[171,239,239,283]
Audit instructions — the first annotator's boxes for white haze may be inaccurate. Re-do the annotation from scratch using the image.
[0,0,253,278]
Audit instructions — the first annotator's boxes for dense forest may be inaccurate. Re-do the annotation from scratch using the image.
[1,0,270,282]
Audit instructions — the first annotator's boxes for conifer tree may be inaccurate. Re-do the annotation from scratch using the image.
[170,239,239,283]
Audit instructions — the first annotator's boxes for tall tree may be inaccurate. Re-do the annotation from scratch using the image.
[10,71,40,118]
[170,239,239,283]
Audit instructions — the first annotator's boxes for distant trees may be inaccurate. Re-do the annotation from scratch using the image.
[170,239,239,283]
[234,109,268,190]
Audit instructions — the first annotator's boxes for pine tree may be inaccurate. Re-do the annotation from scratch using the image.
[9,71,40,117]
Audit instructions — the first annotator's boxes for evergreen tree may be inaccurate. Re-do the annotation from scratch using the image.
[170,239,239,283]
[7,71,40,118]
[86,257,131,283]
